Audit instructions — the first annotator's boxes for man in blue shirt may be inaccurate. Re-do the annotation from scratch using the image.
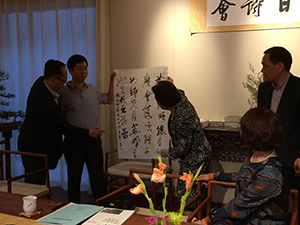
[59,55,115,203]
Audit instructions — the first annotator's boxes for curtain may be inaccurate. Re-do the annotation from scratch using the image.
[96,0,115,157]
[0,0,110,192]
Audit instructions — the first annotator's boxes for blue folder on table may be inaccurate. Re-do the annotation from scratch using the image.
[36,202,103,225]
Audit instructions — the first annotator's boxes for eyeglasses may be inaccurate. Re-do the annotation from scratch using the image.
[54,76,67,83]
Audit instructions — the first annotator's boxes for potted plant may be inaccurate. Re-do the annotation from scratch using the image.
[0,70,25,122]
[242,63,264,108]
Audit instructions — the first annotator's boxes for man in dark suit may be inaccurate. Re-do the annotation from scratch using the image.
[258,46,300,209]
[18,59,102,185]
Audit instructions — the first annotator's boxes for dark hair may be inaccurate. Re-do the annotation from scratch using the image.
[44,59,66,79]
[240,107,284,152]
[264,46,292,72]
[152,81,181,107]
[67,54,88,70]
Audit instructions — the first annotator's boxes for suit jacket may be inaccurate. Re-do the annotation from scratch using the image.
[18,76,89,169]
[258,74,300,168]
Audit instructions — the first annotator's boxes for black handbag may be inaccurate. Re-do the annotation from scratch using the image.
[102,193,135,210]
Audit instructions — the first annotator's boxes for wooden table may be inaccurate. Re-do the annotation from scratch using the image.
[0,191,61,219]
[0,192,193,224]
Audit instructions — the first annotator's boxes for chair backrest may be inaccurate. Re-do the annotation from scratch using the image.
[187,180,298,225]
[0,149,51,198]
[96,168,190,211]
[104,149,173,191]
[105,149,172,174]
[290,189,298,225]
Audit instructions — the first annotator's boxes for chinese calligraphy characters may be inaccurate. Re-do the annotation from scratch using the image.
[241,0,264,17]
[212,0,291,21]
[211,0,236,21]
[280,0,290,12]
[115,67,169,159]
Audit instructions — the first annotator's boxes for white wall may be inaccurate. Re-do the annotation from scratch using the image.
[109,0,300,121]
[108,1,300,202]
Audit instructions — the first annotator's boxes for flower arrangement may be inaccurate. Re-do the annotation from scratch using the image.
[130,156,203,225]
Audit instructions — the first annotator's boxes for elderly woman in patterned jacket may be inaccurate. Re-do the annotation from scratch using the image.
[195,107,289,225]
[152,77,212,210]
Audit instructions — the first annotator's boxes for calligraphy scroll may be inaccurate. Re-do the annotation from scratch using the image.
[190,0,300,33]
[114,66,170,159]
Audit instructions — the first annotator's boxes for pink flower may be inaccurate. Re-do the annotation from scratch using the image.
[180,173,192,190]
[162,215,169,220]
[130,184,143,195]
[134,173,140,181]
[145,216,157,224]
[158,162,166,172]
[151,168,166,183]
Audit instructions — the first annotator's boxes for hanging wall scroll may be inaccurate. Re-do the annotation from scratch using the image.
[114,66,170,159]
[190,0,300,33]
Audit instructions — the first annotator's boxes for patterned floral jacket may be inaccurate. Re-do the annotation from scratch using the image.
[208,151,290,225]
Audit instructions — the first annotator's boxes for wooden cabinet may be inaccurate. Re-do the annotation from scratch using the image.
[204,126,248,163]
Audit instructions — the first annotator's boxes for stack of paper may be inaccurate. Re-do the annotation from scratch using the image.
[224,116,241,128]
[209,120,224,127]
[82,207,135,225]
[200,118,209,128]
[36,203,103,225]
[36,203,135,225]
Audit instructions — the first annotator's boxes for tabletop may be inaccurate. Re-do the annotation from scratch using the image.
[0,191,62,219]
[0,192,193,224]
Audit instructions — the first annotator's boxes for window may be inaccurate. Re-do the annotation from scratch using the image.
[0,0,96,191]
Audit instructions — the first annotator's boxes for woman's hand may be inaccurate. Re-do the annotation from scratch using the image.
[199,219,208,225]
[196,174,210,181]
[195,174,210,187]
[294,158,300,175]
[159,149,168,158]
[192,219,207,225]
[166,76,173,83]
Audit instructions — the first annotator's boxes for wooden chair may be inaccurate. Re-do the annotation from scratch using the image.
[0,149,52,198]
[97,168,190,211]
[187,180,298,225]
[104,149,173,191]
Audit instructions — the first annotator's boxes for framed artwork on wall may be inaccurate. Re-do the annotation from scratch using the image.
[190,0,300,33]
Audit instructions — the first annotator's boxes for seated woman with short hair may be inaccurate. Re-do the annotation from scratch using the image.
[195,107,289,225]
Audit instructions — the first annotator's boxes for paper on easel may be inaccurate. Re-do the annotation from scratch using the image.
[82,207,135,225]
